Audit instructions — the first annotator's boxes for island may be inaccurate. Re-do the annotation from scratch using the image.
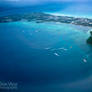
[0,12,92,27]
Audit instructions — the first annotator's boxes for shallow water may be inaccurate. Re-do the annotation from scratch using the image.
[0,21,92,92]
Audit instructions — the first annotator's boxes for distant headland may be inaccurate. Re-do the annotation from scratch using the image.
[0,12,92,27]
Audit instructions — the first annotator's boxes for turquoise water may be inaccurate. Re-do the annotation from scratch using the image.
[0,21,92,92]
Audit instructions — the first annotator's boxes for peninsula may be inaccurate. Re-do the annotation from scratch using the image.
[0,13,92,27]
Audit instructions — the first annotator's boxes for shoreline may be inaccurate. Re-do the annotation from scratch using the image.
[0,12,92,27]
[45,12,92,19]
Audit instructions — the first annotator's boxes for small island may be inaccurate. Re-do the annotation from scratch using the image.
[87,31,92,44]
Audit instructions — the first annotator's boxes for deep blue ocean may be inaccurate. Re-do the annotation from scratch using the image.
[0,2,92,92]
[0,2,92,18]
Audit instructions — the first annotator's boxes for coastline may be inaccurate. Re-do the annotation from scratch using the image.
[0,12,92,27]
[45,12,92,19]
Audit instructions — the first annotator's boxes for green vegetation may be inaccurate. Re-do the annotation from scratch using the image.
[87,31,92,44]
[0,13,92,27]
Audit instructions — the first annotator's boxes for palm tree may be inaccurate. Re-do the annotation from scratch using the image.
[87,31,92,44]
[90,31,92,37]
